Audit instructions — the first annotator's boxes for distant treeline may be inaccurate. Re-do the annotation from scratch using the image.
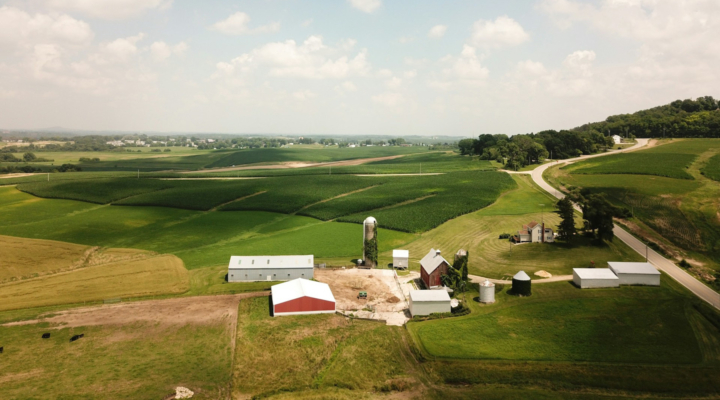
[574,96,720,138]
[458,131,613,169]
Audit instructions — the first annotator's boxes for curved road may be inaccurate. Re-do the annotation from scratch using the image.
[531,139,720,309]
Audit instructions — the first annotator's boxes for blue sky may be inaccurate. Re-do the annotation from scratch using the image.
[0,0,718,136]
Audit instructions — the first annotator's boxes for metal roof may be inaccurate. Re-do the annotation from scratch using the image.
[393,249,409,258]
[409,290,451,302]
[513,271,531,281]
[573,268,619,280]
[420,248,449,275]
[228,255,314,270]
[271,278,335,305]
[608,262,660,275]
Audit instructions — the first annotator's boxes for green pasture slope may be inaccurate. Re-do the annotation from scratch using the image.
[549,139,720,281]
[15,171,516,233]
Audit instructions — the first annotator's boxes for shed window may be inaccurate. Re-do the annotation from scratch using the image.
[273,274,276,277]
[288,274,290,277]
[267,260,270,264]
[301,274,304,277]
[251,260,254,265]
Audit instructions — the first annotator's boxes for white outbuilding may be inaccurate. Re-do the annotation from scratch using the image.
[409,290,451,316]
[608,262,661,286]
[573,268,620,289]
[393,249,409,269]
[271,278,336,317]
[228,255,314,282]
[612,134,623,144]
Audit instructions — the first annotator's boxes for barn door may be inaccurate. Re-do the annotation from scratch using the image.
[267,275,272,281]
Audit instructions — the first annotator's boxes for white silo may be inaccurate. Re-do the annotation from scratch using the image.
[362,216,377,268]
[479,279,495,304]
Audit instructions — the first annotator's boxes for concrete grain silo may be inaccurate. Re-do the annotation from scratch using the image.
[511,270,532,296]
[362,216,377,268]
[479,279,495,303]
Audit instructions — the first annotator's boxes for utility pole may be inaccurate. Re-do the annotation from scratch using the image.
[540,204,545,224]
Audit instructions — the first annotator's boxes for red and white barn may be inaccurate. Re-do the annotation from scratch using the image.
[271,278,336,317]
[420,248,450,289]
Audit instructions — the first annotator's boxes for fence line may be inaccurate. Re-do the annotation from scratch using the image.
[393,270,410,308]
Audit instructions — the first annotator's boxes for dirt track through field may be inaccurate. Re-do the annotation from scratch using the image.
[2,292,268,329]
[183,154,408,173]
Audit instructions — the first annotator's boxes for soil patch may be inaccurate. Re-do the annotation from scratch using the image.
[314,268,406,313]
[2,292,267,329]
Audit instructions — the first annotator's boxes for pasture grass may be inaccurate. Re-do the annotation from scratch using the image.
[409,280,701,363]
[232,297,418,398]
[0,254,189,312]
[567,152,696,179]
[0,310,233,399]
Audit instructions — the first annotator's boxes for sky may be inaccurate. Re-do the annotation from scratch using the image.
[0,0,719,136]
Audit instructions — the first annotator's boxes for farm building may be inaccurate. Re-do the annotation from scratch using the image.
[271,278,336,317]
[511,270,532,296]
[420,249,450,289]
[409,290,451,316]
[612,135,623,144]
[227,255,314,282]
[608,262,661,286]
[573,268,620,289]
[393,249,409,269]
[515,221,554,243]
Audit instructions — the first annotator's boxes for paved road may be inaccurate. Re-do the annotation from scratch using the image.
[530,139,720,309]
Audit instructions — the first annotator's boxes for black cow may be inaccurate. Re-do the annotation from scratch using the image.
[70,334,84,342]
[42,333,51,339]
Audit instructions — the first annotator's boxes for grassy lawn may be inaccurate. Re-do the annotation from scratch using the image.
[391,175,643,278]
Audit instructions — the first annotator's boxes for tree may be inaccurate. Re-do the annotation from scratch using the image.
[555,197,577,241]
[23,152,36,162]
[458,139,475,155]
[581,194,615,241]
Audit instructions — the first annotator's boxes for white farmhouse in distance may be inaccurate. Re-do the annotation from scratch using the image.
[515,221,554,243]
[612,135,623,144]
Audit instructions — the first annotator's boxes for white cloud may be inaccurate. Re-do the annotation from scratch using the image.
[349,0,381,13]
[213,35,370,81]
[468,16,529,48]
[404,70,417,79]
[385,76,402,89]
[334,81,357,94]
[372,92,403,107]
[90,33,144,64]
[150,41,187,61]
[211,12,280,35]
[442,45,489,85]
[516,60,547,76]
[292,90,316,100]
[428,25,447,39]
[0,6,94,47]
[563,50,595,73]
[47,0,172,20]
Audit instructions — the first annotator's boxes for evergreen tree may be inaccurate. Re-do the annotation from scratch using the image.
[555,197,577,241]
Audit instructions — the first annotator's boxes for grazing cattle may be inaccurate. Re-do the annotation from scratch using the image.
[42,333,51,339]
[70,334,84,342]
[0,346,3,353]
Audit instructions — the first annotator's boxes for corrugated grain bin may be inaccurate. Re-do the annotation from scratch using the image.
[479,279,495,303]
[512,270,532,296]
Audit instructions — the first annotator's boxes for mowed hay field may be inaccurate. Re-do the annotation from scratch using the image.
[0,295,244,399]
[0,235,93,283]
[392,175,643,278]
[548,139,720,281]
[0,254,189,312]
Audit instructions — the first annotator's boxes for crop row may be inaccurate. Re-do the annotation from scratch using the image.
[568,153,696,180]
[16,171,515,233]
[702,153,720,182]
